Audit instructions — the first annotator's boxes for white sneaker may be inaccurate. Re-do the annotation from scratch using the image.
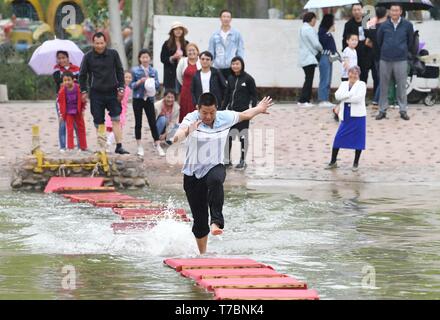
[155,144,165,157]
[319,101,336,108]
[137,146,144,157]
[59,149,66,153]
[297,102,313,107]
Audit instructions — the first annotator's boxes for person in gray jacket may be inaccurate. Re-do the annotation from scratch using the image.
[298,12,323,107]
[376,4,414,121]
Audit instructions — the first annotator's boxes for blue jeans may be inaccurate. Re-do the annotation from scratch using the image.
[156,115,168,136]
[318,55,333,102]
[56,101,78,149]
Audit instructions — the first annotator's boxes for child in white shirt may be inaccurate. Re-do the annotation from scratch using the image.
[341,34,359,81]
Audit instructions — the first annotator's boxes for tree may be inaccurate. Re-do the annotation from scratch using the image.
[143,0,154,50]
[132,0,142,67]
[156,0,167,15]
[255,0,269,19]
[108,0,128,69]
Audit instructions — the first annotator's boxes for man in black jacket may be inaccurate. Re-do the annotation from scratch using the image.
[191,51,227,109]
[79,32,129,154]
[342,3,377,88]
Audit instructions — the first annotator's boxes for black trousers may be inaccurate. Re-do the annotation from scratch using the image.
[360,61,379,95]
[299,64,316,103]
[227,121,249,163]
[133,98,159,141]
[183,164,226,239]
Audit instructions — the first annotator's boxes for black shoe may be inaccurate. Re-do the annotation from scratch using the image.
[115,147,130,154]
[375,112,386,120]
[225,162,233,169]
[400,112,410,121]
[333,113,339,122]
[235,160,247,170]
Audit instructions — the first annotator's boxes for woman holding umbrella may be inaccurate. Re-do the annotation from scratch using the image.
[29,39,85,152]
[53,51,81,152]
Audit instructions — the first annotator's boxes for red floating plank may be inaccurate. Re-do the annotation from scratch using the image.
[214,289,319,300]
[117,208,189,221]
[181,268,284,281]
[113,208,187,217]
[44,177,104,193]
[94,201,158,208]
[111,222,157,232]
[53,187,115,194]
[197,277,307,291]
[63,193,130,203]
[164,258,268,272]
[89,198,150,206]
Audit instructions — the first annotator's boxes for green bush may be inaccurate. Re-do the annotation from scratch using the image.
[0,62,55,101]
[0,45,56,101]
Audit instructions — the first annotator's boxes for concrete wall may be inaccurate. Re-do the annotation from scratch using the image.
[153,15,440,88]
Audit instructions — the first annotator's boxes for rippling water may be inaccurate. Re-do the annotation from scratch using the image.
[1,182,440,299]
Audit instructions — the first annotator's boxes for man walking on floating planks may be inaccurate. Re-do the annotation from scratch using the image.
[173,92,273,254]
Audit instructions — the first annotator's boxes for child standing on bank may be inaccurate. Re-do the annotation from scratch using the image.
[58,72,88,151]
[341,34,359,81]
[106,71,133,147]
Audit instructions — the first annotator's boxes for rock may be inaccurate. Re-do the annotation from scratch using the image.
[22,178,38,185]
[121,178,134,186]
[11,177,23,189]
[122,168,138,178]
[133,178,146,188]
[72,167,83,173]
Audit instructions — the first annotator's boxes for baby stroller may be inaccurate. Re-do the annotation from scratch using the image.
[406,35,440,106]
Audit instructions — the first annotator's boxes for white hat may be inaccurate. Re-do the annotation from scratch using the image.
[144,78,156,99]
[170,21,188,35]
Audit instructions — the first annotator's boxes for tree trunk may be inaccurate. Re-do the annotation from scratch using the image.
[108,0,128,69]
[255,0,269,19]
[174,0,186,14]
[132,0,142,67]
[156,0,166,15]
[143,0,154,50]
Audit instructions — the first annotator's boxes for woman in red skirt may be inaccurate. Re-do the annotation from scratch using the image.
[176,43,201,123]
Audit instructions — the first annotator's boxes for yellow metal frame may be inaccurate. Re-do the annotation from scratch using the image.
[31,125,110,175]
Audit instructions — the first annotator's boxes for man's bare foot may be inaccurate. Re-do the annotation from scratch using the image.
[211,224,223,236]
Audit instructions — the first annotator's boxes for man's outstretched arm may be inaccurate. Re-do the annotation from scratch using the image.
[239,97,274,122]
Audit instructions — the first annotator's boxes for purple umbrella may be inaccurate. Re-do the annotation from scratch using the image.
[28,39,84,75]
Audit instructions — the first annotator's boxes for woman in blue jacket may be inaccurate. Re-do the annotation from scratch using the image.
[130,49,163,157]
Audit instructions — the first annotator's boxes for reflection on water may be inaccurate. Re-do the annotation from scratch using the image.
[1,182,440,300]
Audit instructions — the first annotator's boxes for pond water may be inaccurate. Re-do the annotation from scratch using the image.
[1,181,440,299]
